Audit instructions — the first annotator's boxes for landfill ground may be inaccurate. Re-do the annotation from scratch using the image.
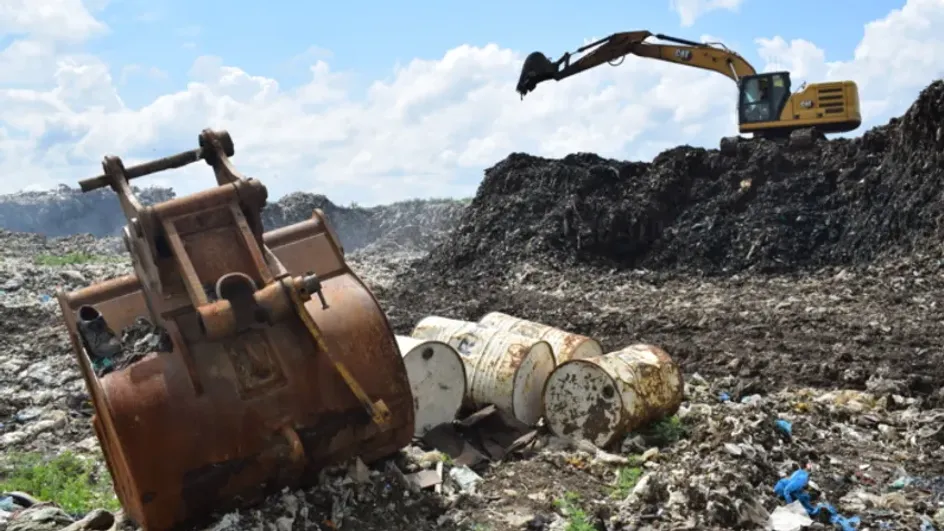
[2,81,944,530]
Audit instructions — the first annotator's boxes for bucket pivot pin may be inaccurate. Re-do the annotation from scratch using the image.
[283,276,392,428]
[299,271,329,310]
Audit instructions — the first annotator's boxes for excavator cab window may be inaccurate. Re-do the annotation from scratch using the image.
[738,72,791,125]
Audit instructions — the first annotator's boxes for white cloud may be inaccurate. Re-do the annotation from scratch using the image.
[0,0,106,42]
[670,0,746,27]
[0,0,942,206]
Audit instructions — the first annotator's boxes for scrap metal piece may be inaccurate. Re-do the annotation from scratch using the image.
[56,129,415,531]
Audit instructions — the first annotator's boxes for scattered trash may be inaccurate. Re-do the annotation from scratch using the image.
[91,317,174,377]
[889,474,914,489]
[775,418,793,440]
[448,466,482,492]
[75,305,122,361]
[769,501,813,530]
[5,505,74,531]
[422,404,538,466]
[405,469,443,490]
[774,469,860,531]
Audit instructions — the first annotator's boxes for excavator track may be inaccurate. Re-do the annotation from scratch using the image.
[719,127,826,156]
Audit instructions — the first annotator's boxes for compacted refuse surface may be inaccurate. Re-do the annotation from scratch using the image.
[2,80,944,531]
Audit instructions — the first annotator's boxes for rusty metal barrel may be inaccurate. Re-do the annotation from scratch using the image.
[477,312,602,363]
[395,335,467,437]
[542,344,684,448]
[411,316,555,426]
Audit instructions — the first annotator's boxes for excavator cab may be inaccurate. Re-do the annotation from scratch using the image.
[737,72,792,129]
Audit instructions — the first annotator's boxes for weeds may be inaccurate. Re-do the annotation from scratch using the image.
[610,465,643,499]
[639,415,687,446]
[553,491,596,531]
[0,451,120,515]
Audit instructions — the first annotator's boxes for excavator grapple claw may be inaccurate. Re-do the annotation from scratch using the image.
[56,129,415,531]
[517,52,558,96]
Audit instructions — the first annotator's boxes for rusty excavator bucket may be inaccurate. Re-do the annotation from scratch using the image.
[55,129,415,531]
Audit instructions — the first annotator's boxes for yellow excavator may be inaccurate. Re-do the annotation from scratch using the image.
[516,30,862,154]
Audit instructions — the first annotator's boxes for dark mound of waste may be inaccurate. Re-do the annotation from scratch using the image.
[417,79,944,277]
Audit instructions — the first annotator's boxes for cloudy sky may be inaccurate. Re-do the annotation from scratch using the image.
[0,0,941,205]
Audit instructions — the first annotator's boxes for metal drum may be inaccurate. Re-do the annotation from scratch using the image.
[542,344,684,448]
[395,335,467,437]
[411,316,555,426]
[478,312,603,363]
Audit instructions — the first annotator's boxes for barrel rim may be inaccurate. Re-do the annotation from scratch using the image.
[509,338,555,424]
[399,338,470,385]
[399,338,469,437]
[541,357,625,447]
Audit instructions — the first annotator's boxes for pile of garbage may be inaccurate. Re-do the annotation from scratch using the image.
[263,194,465,254]
[0,187,465,254]
[0,186,174,238]
[416,80,944,277]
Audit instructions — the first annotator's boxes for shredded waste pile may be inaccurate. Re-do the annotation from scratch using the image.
[416,80,944,277]
[1,81,943,531]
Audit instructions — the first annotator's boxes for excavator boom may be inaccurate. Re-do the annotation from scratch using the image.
[517,28,862,152]
[517,30,757,97]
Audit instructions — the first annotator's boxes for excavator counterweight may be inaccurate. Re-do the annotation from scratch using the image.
[57,129,415,531]
[517,30,862,153]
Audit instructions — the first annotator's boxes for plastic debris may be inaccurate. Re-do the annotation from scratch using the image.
[448,466,483,493]
[774,469,861,531]
[775,419,793,440]
[769,501,813,530]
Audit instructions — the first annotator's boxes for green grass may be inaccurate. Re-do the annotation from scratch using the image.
[639,415,688,447]
[34,252,119,266]
[0,451,120,515]
[610,466,643,500]
[553,492,596,531]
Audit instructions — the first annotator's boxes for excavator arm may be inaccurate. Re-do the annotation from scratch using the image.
[517,30,758,97]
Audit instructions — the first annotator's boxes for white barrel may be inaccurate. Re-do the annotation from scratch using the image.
[542,344,684,448]
[478,312,603,363]
[411,316,555,426]
[395,335,468,438]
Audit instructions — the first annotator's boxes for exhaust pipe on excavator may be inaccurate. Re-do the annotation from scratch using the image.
[517,52,558,98]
